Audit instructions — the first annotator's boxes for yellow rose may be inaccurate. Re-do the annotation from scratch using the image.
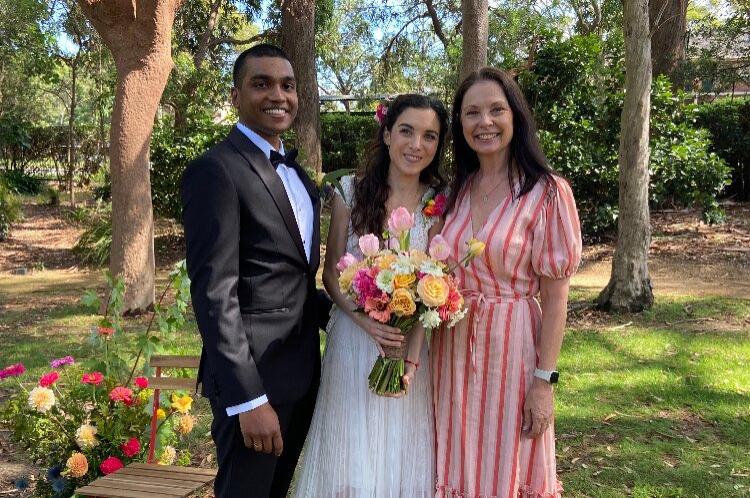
[375,254,397,270]
[393,273,416,289]
[338,263,361,292]
[388,288,416,317]
[65,452,88,478]
[171,394,193,414]
[176,414,195,435]
[467,238,486,258]
[417,275,450,307]
[156,408,166,420]
[409,250,428,267]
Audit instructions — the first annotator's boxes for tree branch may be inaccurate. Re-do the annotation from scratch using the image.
[381,12,429,60]
[424,0,449,50]
[207,31,273,49]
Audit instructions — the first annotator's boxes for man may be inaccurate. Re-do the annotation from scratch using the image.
[181,44,329,498]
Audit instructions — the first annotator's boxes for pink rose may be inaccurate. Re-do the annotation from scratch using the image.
[336,253,358,272]
[428,235,451,261]
[99,456,124,475]
[358,234,380,257]
[388,207,414,237]
[134,377,148,389]
[39,371,60,388]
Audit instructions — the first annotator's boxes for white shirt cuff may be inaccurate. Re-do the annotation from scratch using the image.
[225,395,268,416]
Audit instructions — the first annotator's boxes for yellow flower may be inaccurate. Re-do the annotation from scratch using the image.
[389,288,416,317]
[393,272,416,289]
[138,389,153,403]
[176,414,195,435]
[338,263,361,292]
[28,386,56,413]
[156,408,166,420]
[171,394,193,414]
[374,254,397,270]
[417,275,450,307]
[158,445,177,465]
[467,238,486,258]
[75,424,99,449]
[409,250,429,267]
[65,452,88,478]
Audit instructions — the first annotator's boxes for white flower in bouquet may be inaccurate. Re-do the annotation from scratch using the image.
[375,269,395,293]
[419,259,445,277]
[393,255,416,275]
[28,386,56,412]
[448,307,469,327]
[419,309,442,329]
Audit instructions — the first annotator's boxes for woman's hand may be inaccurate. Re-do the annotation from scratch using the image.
[522,378,554,439]
[350,312,404,356]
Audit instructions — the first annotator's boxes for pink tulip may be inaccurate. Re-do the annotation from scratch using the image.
[336,253,358,272]
[358,234,380,257]
[429,235,451,261]
[388,237,400,251]
[388,207,414,237]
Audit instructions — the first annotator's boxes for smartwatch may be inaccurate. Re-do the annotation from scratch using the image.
[533,368,559,384]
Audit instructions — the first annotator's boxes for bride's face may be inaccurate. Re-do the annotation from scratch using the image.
[383,107,441,178]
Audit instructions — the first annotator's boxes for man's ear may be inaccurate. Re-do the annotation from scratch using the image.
[230,87,238,108]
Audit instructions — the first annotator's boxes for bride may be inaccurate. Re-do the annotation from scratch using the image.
[292,94,450,498]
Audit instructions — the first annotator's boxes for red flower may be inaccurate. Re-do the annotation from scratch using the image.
[423,193,447,217]
[134,377,148,389]
[81,372,104,385]
[109,386,133,404]
[97,326,115,338]
[120,437,141,458]
[38,371,60,387]
[99,456,124,475]
[0,363,26,380]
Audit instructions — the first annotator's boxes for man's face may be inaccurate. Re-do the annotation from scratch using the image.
[231,56,298,148]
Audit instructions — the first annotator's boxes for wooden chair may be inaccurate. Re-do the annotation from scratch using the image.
[76,355,217,498]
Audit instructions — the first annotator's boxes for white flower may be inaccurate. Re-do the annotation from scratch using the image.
[28,387,56,413]
[419,260,445,277]
[392,255,416,275]
[158,445,177,465]
[419,309,441,329]
[75,424,99,449]
[375,269,395,294]
[448,307,469,327]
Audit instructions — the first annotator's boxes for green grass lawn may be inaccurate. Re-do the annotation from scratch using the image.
[1,271,749,497]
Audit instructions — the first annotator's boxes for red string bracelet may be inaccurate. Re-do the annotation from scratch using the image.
[404,359,419,370]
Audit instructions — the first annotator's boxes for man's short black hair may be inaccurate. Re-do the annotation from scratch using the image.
[232,44,292,88]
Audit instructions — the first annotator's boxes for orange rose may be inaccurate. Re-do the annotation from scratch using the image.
[393,273,416,289]
[375,254,397,270]
[388,288,416,317]
[417,275,450,307]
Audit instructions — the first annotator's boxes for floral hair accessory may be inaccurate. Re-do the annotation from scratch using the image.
[423,192,447,218]
[374,102,388,125]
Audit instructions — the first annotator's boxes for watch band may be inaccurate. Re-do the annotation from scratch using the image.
[533,368,559,384]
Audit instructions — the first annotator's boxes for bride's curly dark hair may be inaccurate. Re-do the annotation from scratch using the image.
[350,94,449,237]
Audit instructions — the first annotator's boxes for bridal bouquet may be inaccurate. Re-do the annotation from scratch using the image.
[337,207,485,395]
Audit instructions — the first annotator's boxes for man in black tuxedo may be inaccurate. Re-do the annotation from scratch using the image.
[181,44,329,498]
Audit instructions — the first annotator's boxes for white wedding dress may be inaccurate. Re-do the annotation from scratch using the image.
[292,175,436,498]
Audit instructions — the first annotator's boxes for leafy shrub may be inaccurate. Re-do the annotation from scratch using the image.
[320,112,378,172]
[1,169,45,195]
[0,177,22,240]
[73,203,112,266]
[695,99,750,201]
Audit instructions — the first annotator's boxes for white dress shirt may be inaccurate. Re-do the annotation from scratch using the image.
[226,122,314,416]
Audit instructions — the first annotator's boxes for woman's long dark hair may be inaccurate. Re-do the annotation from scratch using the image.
[351,94,449,236]
[446,67,555,214]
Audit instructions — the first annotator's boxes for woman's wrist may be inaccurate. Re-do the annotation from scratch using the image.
[404,359,419,370]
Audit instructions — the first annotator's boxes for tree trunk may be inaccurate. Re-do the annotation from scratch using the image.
[77,0,183,313]
[596,0,654,312]
[459,0,489,80]
[67,59,78,207]
[279,0,322,174]
[649,0,688,79]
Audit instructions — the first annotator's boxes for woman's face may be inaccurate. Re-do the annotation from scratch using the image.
[383,107,441,178]
[460,80,514,158]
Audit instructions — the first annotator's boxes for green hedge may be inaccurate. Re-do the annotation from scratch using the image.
[695,99,750,201]
[320,113,378,172]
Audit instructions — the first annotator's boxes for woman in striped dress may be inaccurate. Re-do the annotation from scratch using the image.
[432,68,582,498]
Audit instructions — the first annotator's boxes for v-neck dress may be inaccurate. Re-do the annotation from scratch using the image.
[431,175,582,498]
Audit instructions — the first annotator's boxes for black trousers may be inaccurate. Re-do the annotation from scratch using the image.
[209,380,318,498]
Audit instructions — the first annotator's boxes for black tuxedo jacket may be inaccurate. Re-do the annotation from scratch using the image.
[181,126,325,409]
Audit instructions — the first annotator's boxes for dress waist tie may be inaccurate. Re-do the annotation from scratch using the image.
[461,290,534,376]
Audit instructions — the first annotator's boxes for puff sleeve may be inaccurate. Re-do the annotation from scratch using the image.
[530,177,583,279]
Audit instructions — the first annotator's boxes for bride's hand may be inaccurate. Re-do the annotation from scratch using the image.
[351,311,404,356]
[401,360,418,390]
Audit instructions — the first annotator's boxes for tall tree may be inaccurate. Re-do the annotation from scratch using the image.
[460,0,488,79]
[279,0,322,173]
[77,0,183,313]
[596,0,654,311]
[649,0,688,78]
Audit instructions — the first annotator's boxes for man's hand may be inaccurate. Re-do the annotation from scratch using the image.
[238,403,283,456]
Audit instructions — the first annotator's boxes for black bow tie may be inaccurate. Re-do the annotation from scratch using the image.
[269,148,299,167]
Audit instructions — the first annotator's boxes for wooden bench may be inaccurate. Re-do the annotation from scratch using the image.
[76,355,217,498]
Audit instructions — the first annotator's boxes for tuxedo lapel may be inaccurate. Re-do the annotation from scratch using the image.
[227,126,307,264]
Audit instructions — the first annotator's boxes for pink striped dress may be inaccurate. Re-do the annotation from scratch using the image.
[431,175,582,498]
